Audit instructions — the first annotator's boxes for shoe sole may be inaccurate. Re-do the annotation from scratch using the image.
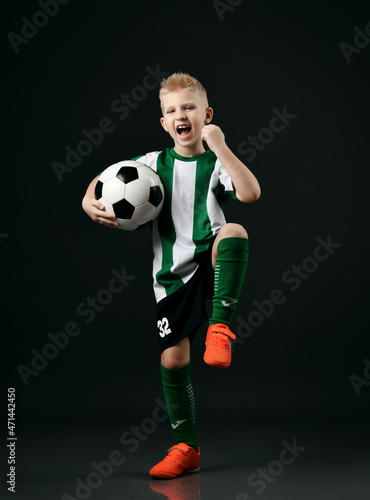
[183,467,200,474]
[203,355,230,369]
[150,466,200,479]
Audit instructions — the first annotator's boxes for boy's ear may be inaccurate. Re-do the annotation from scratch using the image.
[160,117,168,132]
[204,107,214,124]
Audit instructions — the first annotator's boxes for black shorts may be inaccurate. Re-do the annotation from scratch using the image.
[155,236,216,353]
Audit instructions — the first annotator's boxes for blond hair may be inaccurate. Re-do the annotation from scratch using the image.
[159,72,208,106]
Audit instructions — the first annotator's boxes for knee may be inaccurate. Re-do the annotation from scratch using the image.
[161,358,184,370]
[161,352,188,369]
[161,338,190,369]
[219,223,248,240]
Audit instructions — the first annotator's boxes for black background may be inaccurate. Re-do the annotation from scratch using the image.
[2,0,370,426]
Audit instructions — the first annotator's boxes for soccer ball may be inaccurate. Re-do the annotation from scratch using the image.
[95,160,164,231]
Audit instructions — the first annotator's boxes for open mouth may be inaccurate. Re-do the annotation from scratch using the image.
[176,125,192,138]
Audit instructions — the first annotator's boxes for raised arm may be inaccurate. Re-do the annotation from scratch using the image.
[201,124,261,203]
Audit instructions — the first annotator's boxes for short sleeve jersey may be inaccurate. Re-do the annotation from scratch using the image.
[133,147,236,303]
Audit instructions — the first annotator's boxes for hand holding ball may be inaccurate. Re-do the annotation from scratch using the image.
[95,160,164,230]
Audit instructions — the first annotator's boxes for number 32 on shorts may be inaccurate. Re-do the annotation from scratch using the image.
[157,317,172,338]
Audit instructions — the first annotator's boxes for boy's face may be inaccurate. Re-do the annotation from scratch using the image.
[160,89,213,156]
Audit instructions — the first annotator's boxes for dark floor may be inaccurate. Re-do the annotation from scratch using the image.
[7,419,370,500]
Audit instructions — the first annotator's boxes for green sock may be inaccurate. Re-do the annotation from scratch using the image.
[160,362,198,451]
[209,237,249,327]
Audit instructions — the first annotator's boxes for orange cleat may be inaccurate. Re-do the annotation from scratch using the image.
[203,323,236,368]
[149,443,200,479]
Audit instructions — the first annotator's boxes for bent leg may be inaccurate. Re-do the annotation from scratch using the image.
[209,223,249,326]
[212,223,249,269]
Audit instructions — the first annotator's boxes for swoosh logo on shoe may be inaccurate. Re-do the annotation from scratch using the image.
[171,420,187,429]
[221,299,238,307]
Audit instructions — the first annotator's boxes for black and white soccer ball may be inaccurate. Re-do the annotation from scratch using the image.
[95,160,164,231]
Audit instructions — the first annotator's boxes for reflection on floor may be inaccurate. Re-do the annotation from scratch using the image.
[13,419,370,500]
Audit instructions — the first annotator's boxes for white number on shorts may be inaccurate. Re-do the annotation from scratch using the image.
[157,317,172,338]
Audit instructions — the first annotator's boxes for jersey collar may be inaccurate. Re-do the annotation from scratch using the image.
[169,148,213,162]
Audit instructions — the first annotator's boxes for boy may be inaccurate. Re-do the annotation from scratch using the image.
[82,73,260,479]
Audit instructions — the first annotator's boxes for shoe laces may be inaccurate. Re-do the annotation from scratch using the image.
[210,325,236,348]
[211,332,232,350]
[165,447,188,463]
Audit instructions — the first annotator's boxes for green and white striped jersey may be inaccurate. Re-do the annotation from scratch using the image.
[134,147,236,303]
